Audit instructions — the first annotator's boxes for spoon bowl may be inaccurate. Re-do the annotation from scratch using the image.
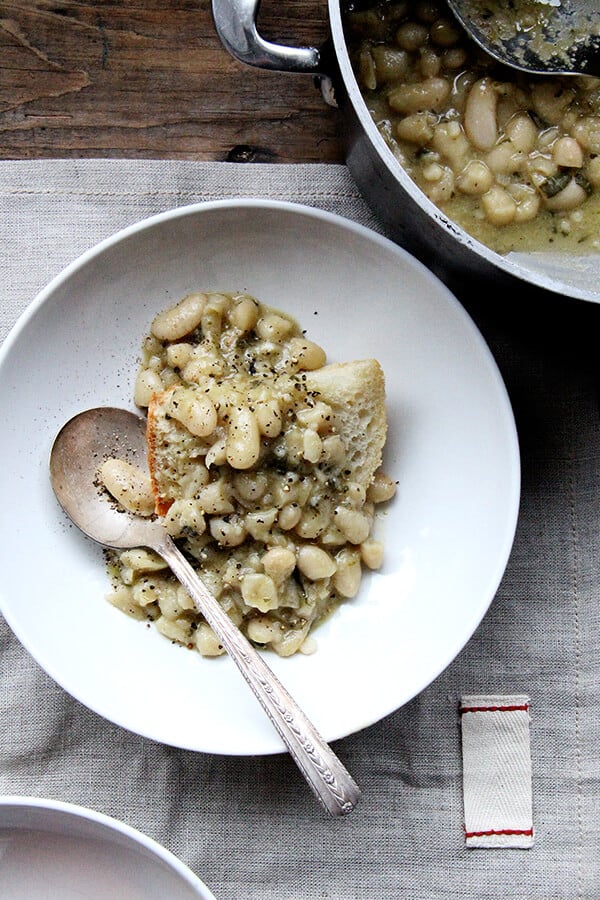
[49,406,361,817]
[49,407,164,549]
[447,0,600,76]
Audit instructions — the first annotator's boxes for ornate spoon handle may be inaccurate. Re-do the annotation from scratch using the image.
[154,532,361,817]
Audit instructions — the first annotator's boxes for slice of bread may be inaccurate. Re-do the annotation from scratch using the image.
[303,358,386,488]
[147,384,206,516]
[147,358,387,516]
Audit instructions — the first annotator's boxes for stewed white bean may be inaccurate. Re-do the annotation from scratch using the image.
[388,76,450,114]
[168,387,218,438]
[552,136,584,168]
[456,160,493,195]
[226,405,261,470]
[151,292,207,342]
[99,458,155,517]
[334,507,371,545]
[464,79,498,151]
[481,186,517,226]
[297,546,337,581]
[134,368,164,408]
[241,573,279,612]
[333,549,362,598]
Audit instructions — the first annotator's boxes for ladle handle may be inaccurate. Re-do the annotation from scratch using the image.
[154,533,361,817]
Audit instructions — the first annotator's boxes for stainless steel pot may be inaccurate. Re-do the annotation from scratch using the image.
[212,0,599,302]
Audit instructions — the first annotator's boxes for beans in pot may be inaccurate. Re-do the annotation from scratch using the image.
[345,1,600,254]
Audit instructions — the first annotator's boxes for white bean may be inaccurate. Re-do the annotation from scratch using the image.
[423,165,455,203]
[133,368,163,407]
[504,113,537,154]
[429,18,461,48]
[164,499,206,537]
[241,573,279,612]
[151,293,207,341]
[571,116,600,154]
[302,429,323,464]
[432,121,470,170]
[486,142,525,176]
[526,155,558,189]
[246,616,280,645]
[415,1,441,23]
[552,136,584,168]
[441,47,467,69]
[360,540,384,570]
[456,160,493,196]
[367,471,397,504]
[278,503,302,531]
[155,615,191,644]
[321,435,345,465]
[419,46,441,79]
[333,548,362,598]
[296,401,334,432]
[296,545,337,580]
[396,111,435,145]
[99,458,155,517]
[119,548,167,573]
[388,76,450,114]
[262,547,296,582]
[256,313,294,343]
[586,155,600,187]
[509,184,541,223]
[481,186,517,226]
[169,388,218,438]
[209,516,247,547]
[395,21,429,51]
[226,406,261,470]
[544,178,587,212]
[245,508,278,541]
[334,506,371,544]
[255,399,282,438]
[345,482,367,508]
[229,295,260,332]
[464,78,498,151]
[197,480,234,515]
[295,506,330,540]
[195,622,225,656]
[372,46,410,82]
[531,82,574,126]
[233,471,268,503]
[287,337,326,371]
[202,436,225,469]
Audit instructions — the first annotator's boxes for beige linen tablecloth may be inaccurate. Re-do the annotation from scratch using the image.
[1,160,599,899]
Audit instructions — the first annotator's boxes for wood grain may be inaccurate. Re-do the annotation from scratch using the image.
[0,0,344,162]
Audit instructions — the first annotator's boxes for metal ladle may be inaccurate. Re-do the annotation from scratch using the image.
[446,0,600,76]
[49,406,361,817]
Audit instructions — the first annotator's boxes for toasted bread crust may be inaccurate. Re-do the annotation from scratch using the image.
[147,384,178,516]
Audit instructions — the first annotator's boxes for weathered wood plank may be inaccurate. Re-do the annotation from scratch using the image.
[0,0,345,161]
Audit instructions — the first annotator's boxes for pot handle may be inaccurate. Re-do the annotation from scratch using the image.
[211,0,322,73]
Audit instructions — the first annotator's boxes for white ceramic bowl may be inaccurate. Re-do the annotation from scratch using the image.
[0,796,215,898]
[0,200,520,755]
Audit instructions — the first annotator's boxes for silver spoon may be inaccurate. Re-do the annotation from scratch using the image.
[447,0,600,76]
[49,406,361,817]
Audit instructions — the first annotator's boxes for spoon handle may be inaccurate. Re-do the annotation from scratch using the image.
[154,533,361,817]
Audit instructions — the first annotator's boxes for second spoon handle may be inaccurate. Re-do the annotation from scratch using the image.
[154,532,361,817]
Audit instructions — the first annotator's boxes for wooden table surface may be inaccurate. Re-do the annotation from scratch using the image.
[0,0,344,163]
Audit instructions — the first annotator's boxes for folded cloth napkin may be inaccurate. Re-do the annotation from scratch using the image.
[1,160,600,900]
